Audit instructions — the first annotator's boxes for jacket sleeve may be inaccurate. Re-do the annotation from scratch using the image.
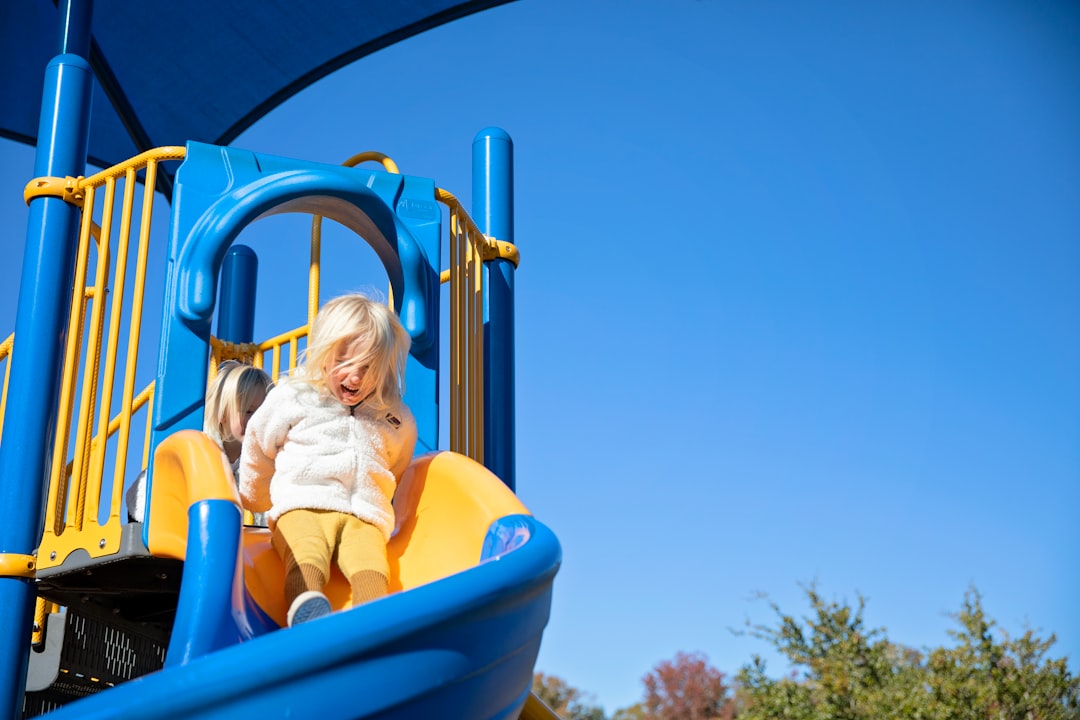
[238,384,294,513]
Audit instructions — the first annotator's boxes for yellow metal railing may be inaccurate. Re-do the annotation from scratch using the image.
[439,188,486,462]
[33,147,185,571]
[436,187,519,462]
[210,327,305,384]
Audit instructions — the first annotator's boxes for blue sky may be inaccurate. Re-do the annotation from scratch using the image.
[1,0,1078,713]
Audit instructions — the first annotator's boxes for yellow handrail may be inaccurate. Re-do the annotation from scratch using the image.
[434,187,521,461]
[24,146,187,206]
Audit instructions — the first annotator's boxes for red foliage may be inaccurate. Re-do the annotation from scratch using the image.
[642,651,734,720]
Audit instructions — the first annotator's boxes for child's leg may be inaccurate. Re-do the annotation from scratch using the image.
[337,516,390,605]
[272,509,335,607]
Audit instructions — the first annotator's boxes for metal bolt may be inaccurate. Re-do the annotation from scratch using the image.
[50,551,56,560]
[99,538,106,548]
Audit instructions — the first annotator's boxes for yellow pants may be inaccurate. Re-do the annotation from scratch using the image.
[272,508,388,606]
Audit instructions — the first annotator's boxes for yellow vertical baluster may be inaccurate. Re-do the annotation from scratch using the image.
[46,184,97,537]
[141,385,154,471]
[449,208,464,454]
[309,216,321,328]
[471,224,486,463]
[111,163,158,518]
[69,179,115,530]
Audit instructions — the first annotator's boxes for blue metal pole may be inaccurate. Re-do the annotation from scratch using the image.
[472,127,516,491]
[0,0,94,714]
[217,244,258,343]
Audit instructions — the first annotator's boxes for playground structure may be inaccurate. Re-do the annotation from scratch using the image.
[0,2,560,719]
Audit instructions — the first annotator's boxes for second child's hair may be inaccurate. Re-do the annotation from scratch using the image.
[203,361,274,444]
[300,293,411,409]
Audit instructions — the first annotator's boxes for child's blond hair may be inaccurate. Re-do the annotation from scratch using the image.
[203,361,274,444]
[299,293,410,409]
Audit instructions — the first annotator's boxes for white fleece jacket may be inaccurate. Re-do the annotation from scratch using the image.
[238,377,417,539]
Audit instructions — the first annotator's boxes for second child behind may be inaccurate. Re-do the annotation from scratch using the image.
[204,360,274,526]
[125,360,272,524]
[239,293,417,627]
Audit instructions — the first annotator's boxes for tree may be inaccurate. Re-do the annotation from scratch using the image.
[641,651,735,720]
[533,672,607,720]
[611,704,646,720]
[736,582,1080,720]
[925,587,1080,720]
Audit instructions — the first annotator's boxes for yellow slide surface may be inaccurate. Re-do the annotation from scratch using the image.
[148,431,532,625]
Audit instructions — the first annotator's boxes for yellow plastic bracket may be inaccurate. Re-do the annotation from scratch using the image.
[480,237,520,268]
[0,553,36,579]
[24,176,86,207]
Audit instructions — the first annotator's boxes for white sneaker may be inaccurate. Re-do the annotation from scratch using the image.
[287,590,332,627]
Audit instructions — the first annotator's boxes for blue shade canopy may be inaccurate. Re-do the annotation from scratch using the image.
[0,1,512,176]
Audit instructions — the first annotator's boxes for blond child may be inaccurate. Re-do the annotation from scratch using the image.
[238,293,417,627]
[125,360,273,523]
